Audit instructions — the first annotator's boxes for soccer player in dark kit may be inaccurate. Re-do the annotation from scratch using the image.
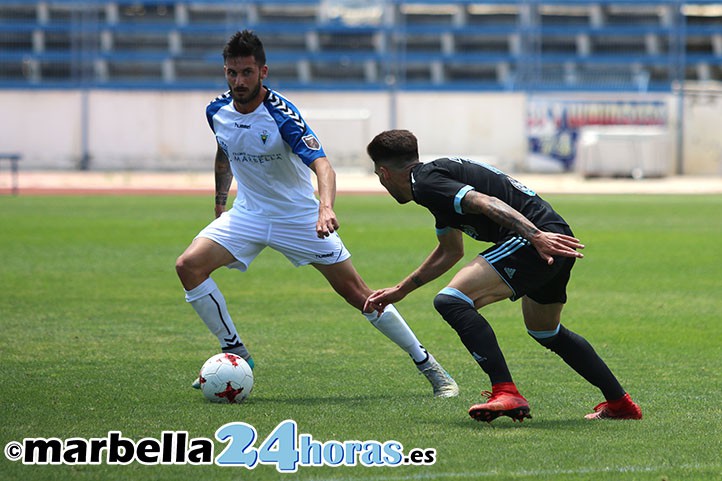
[364,129,642,422]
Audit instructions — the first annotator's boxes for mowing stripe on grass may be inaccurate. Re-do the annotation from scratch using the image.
[308,463,721,481]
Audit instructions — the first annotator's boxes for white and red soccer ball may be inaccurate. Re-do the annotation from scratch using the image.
[198,353,254,404]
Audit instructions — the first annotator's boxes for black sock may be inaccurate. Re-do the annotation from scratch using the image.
[434,293,513,385]
[531,325,625,400]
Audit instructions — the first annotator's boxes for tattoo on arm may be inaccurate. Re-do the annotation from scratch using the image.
[214,148,233,205]
[478,196,540,240]
[411,275,424,288]
[215,193,228,206]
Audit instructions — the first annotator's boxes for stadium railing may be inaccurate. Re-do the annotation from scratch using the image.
[0,0,720,91]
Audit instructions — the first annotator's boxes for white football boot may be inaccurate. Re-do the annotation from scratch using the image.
[421,359,459,398]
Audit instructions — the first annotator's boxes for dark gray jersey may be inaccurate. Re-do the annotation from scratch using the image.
[411,157,568,242]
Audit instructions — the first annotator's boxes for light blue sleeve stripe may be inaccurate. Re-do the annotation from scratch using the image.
[453,185,474,214]
[527,325,561,339]
[437,287,474,307]
[435,226,452,236]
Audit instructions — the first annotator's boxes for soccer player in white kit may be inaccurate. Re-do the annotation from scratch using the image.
[175,30,458,398]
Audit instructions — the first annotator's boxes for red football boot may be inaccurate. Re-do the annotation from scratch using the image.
[585,393,642,420]
[468,382,532,423]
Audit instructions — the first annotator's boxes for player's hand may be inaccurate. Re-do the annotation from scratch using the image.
[364,287,405,314]
[316,205,340,238]
[531,231,585,265]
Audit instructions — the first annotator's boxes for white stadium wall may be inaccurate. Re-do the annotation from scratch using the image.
[0,90,525,172]
[86,90,215,171]
[0,89,718,175]
[395,92,527,173]
[682,85,722,175]
[1,90,85,169]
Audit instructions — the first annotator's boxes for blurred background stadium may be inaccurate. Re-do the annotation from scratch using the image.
[0,0,721,179]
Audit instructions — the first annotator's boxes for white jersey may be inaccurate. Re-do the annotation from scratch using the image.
[206,88,326,219]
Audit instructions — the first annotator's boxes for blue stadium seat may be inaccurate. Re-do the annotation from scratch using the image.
[0,0,720,89]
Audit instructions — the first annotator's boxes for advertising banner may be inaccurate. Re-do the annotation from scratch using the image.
[527,98,668,171]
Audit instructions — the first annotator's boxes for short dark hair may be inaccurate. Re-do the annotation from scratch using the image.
[367,130,419,168]
[223,30,266,66]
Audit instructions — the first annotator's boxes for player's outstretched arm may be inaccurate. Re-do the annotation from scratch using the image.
[309,157,340,238]
[365,229,464,312]
[214,143,233,218]
[461,190,584,264]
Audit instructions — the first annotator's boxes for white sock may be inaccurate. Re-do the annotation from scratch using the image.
[185,278,250,360]
[364,304,430,365]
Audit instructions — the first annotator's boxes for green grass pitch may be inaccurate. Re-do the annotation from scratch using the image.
[1,193,720,480]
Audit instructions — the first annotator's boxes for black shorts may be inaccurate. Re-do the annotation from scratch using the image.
[481,223,575,304]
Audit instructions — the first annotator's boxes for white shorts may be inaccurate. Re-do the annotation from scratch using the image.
[195,208,351,272]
